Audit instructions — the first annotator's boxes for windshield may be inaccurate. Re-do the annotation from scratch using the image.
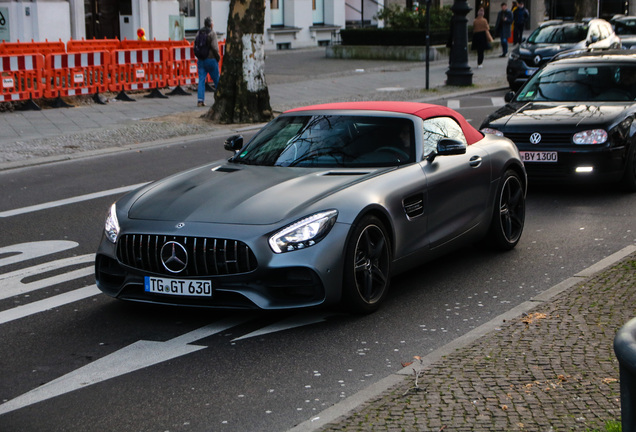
[527,24,588,44]
[614,19,636,36]
[516,64,636,102]
[231,115,415,167]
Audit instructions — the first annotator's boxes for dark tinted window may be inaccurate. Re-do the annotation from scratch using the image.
[233,115,415,167]
[614,19,636,35]
[517,63,636,102]
[528,24,588,44]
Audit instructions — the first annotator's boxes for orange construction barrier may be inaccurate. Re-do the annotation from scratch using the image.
[109,48,169,100]
[121,39,190,49]
[218,39,225,73]
[167,45,197,93]
[0,53,45,104]
[66,38,121,53]
[44,50,110,99]
[0,40,65,56]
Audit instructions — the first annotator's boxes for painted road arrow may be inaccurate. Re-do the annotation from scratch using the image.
[0,316,250,415]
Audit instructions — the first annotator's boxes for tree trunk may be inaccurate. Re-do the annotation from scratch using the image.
[205,0,273,124]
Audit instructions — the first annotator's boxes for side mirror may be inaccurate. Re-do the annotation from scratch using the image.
[224,135,244,153]
[504,91,516,103]
[437,138,467,156]
[427,138,467,162]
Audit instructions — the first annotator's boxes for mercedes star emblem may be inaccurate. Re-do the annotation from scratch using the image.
[530,132,542,144]
[161,241,188,273]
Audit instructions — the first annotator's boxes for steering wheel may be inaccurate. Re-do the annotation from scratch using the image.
[375,146,410,162]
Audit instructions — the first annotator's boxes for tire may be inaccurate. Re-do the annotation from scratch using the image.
[342,215,391,314]
[621,144,636,192]
[487,169,525,250]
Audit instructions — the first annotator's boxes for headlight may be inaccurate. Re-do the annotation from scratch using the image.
[481,128,504,137]
[509,52,519,61]
[104,203,120,243]
[269,210,338,253]
[573,129,608,145]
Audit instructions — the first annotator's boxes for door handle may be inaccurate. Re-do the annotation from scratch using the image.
[469,155,482,167]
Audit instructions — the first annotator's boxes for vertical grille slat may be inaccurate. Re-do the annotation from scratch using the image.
[117,234,257,276]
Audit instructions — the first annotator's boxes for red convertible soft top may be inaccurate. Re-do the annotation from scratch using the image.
[286,101,484,145]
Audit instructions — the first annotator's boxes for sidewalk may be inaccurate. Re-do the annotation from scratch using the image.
[0,48,509,170]
[307,247,636,432]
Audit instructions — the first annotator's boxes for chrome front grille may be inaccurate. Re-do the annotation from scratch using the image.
[505,132,572,146]
[117,234,258,276]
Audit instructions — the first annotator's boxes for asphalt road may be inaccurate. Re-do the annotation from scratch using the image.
[0,92,634,432]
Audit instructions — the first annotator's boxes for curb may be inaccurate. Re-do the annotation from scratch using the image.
[288,244,636,432]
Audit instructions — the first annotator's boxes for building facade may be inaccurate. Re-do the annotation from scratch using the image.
[0,0,634,50]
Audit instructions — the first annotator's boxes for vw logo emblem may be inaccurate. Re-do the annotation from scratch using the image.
[529,132,542,144]
[161,241,188,273]
[533,55,542,65]
[176,222,185,229]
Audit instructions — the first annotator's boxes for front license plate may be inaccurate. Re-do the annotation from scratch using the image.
[520,151,558,163]
[144,276,212,297]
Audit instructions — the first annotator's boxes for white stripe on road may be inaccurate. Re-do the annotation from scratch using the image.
[0,317,251,415]
[447,100,460,109]
[0,285,101,325]
[491,96,505,106]
[0,241,79,268]
[0,183,148,218]
[0,254,95,301]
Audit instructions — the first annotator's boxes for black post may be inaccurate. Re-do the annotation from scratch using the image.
[445,0,473,86]
[615,317,636,432]
[425,0,431,89]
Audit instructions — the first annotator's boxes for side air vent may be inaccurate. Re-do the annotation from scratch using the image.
[212,166,241,173]
[321,171,370,176]
[403,194,424,219]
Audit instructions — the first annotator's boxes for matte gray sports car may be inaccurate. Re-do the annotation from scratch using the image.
[95,102,527,313]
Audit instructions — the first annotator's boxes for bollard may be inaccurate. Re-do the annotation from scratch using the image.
[615,317,636,432]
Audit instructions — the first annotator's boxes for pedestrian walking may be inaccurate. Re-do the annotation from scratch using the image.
[495,2,513,57]
[513,0,529,45]
[472,8,492,68]
[194,17,221,107]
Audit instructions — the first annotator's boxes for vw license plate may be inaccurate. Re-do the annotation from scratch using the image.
[144,276,212,297]
[520,151,558,162]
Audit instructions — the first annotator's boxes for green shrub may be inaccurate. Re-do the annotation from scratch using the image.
[375,4,453,30]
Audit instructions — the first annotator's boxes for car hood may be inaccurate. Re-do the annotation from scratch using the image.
[127,162,389,225]
[518,42,579,58]
[484,102,631,129]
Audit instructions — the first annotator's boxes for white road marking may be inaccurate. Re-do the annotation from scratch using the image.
[0,317,251,415]
[232,312,334,341]
[0,241,79,268]
[491,96,505,106]
[0,254,95,301]
[0,183,148,218]
[0,285,101,325]
[447,100,460,109]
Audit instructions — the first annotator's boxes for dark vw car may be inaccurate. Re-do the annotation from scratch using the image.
[483,51,636,191]
[506,19,620,90]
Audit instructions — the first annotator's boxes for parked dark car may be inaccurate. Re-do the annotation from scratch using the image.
[506,19,621,90]
[483,51,636,191]
[611,15,636,49]
[95,102,527,314]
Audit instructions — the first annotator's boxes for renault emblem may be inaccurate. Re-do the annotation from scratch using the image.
[533,55,541,65]
[529,132,542,144]
[161,241,188,273]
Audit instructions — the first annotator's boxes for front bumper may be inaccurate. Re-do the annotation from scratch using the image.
[95,221,351,310]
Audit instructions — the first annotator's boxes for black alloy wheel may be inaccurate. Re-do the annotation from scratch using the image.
[342,215,391,313]
[489,169,525,250]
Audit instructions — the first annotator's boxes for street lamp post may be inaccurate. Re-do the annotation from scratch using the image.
[445,0,473,86]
